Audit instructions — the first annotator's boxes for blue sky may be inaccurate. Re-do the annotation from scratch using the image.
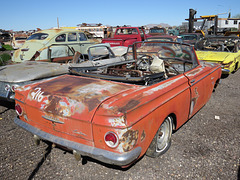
[1,0,240,31]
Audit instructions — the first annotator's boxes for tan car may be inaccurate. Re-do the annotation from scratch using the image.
[11,34,28,49]
[12,29,94,63]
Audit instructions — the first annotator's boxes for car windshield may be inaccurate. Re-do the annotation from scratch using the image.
[150,29,165,33]
[88,45,115,60]
[129,41,197,63]
[180,34,197,40]
[116,28,138,35]
[27,33,48,40]
[146,37,172,42]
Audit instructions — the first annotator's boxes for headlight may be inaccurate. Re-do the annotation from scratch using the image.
[221,61,233,68]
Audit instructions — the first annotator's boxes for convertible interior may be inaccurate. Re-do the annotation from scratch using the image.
[70,42,197,85]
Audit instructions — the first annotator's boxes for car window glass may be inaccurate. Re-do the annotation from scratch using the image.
[68,33,77,41]
[55,34,66,42]
[27,33,48,40]
[79,33,87,41]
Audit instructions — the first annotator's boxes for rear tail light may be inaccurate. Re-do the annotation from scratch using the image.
[5,84,10,91]
[15,104,23,116]
[104,132,119,148]
[11,85,19,92]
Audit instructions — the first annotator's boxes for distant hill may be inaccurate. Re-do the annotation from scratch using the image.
[145,23,171,28]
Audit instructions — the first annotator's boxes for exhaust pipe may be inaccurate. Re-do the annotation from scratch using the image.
[73,150,82,161]
[33,135,41,146]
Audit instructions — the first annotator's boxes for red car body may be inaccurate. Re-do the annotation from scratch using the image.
[14,41,221,167]
[102,27,150,47]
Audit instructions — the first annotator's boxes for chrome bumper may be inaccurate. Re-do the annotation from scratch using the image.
[221,68,230,73]
[14,117,142,166]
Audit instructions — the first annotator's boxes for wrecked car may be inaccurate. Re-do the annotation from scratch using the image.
[101,26,150,47]
[196,36,240,74]
[12,29,94,62]
[145,35,183,43]
[0,61,69,101]
[11,33,28,49]
[14,41,221,167]
[179,33,204,50]
[0,44,126,101]
[148,27,166,36]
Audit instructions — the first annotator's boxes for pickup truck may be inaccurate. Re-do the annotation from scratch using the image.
[101,27,150,47]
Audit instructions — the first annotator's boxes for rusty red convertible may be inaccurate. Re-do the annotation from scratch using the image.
[14,41,221,167]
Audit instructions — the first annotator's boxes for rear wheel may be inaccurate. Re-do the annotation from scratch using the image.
[146,116,173,158]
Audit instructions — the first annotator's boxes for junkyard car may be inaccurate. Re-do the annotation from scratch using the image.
[148,27,166,36]
[146,35,183,43]
[179,33,204,50]
[0,61,69,101]
[12,29,94,62]
[14,41,221,167]
[196,36,240,74]
[0,44,125,101]
[11,33,28,49]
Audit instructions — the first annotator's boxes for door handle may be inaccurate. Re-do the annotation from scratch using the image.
[190,79,195,83]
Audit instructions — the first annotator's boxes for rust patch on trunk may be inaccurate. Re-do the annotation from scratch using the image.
[45,95,62,114]
[118,99,140,113]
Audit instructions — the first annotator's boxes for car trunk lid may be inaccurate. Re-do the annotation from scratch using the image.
[21,75,137,141]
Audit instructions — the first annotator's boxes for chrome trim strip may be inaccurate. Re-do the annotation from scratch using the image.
[15,99,25,104]
[42,115,64,124]
[221,69,230,73]
[189,66,221,86]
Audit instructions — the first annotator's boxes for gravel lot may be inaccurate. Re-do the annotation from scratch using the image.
[0,70,239,180]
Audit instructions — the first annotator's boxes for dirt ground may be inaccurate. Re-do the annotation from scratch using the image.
[0,70,239,180]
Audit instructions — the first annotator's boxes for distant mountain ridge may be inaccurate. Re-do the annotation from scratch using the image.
[145,23,171,28]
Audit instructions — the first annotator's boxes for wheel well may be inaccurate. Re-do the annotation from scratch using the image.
[213,78,221,92]
[168,113,177,130]
[234,62,239,71]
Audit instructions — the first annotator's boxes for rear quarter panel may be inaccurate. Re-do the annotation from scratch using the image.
[92,74,191,155]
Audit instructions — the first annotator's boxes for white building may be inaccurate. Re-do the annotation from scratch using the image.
[182,18,240,32]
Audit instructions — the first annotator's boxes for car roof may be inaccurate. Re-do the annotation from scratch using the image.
[35,28,84,36]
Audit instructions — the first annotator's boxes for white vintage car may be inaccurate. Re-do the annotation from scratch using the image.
[12,29,95,63]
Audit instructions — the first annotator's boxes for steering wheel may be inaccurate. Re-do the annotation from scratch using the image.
[137,54,153,65]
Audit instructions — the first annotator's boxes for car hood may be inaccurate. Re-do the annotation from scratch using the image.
[0,61,69,83]
[16,75,139,123]
[196,51,230,62]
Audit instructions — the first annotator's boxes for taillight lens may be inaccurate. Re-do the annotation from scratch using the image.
[11,85,19,92]
[104,132,119,148]
[5,84,10,91]
[15,104,23,116]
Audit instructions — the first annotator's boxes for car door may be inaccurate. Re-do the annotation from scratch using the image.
[79,32,93,55]
[184,64,213,118]
[67,32,81,54]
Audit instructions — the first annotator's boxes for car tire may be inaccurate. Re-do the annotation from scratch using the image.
[146,116,173,158]
[234,62,239,72]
